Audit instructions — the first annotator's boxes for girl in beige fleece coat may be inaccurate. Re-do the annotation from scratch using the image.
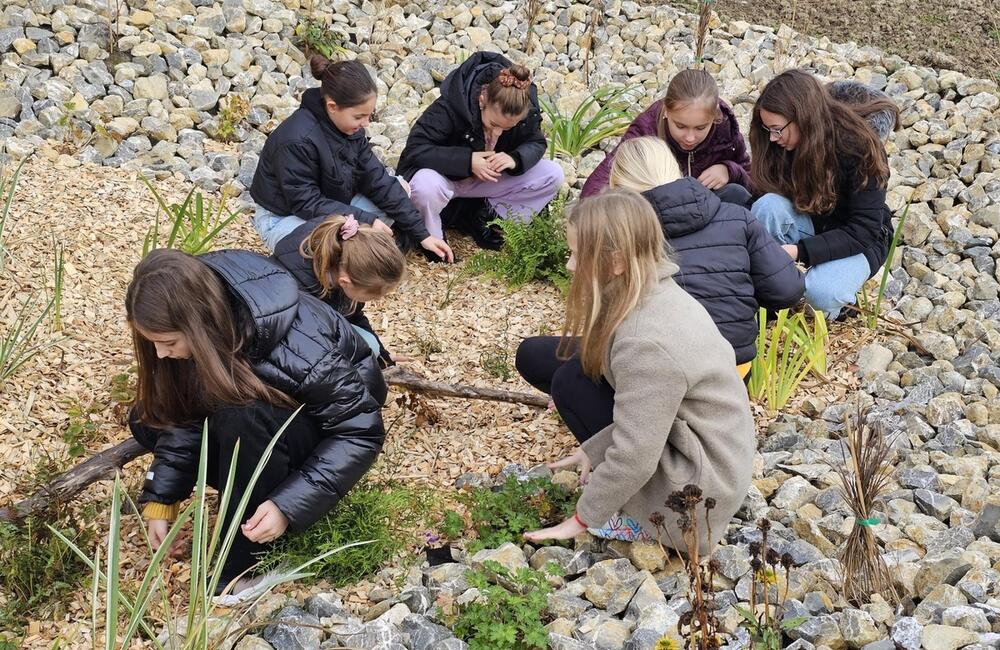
[518,189,755,554]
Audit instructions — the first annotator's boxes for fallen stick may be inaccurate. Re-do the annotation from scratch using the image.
[383,366,549,409]
[0,368,548,523]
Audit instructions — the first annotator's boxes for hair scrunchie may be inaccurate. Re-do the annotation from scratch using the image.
[497,69,532,90]
[340,215,360,240]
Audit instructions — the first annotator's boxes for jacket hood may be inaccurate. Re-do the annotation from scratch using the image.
[200,250,300,360]
[642,177,722,239]
[301,87,366,141]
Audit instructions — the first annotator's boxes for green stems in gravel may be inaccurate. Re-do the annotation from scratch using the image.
[0,157,27,270]
[51,235,65,332]
[540,86,639,159]
[0,293,58,386]
[856,203,909,329]
[53,408,371,648]
[748,309,825,413]
[141,177,240,257]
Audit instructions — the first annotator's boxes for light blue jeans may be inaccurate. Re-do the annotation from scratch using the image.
[350,324,381,355]
[750,193,872,319]
[252,194,392,252]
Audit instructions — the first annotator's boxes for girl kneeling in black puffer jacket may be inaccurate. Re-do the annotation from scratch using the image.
[609,136,805,377]
[126,248,387,594]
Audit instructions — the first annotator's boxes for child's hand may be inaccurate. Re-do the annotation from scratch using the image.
[524,515,587,542]
[470,152,501,182]
[147,519,185,558]
[242,500,288,544]
[781,244,799,260]
[372,219,393,236]
[484,151,516,173]
[697,164,730,190]
[547,447,591,484]
[421,236,454,262]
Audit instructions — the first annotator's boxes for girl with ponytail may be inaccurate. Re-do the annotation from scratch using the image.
[271,213,406,367]
[396,52,564,251]
[250,54,453,262]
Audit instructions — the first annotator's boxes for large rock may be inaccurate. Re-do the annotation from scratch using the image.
[583,559,638,610]
[262,606,322,650]
[920,625,979,650]
[133,75,170,101]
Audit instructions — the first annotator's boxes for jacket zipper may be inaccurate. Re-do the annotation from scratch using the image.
[687,151,693,177]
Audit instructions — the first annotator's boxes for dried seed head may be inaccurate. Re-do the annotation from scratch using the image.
[748,541,762,557]
[750,557,762,571]
[781,552,794,569]
[649,512,665,527]
[757,518,771,533]
[707,558,721,573]
[766,548,781,566]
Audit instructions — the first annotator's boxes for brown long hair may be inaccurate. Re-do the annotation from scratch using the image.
[559,190,665,379]
[299,215,405,308]
[656,68,722,140]
[482,64,534,117]
[749,69,899,215]
[126,249,296,427]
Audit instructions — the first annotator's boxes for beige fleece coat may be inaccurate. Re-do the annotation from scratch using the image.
[576,261,755,554]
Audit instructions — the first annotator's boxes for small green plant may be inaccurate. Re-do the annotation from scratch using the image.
[295,16,347,60]
[747,308,825,413]
[789,306,828,377]
[539,85,639,158]
[259,480,432,586]
[439,509,465,540]
[733,519,807,649]
[855,204,908,330]
[466,193,571,291]
[449,561,555,650]
[141,177,240,257]
[62,400,104,458]
[461,475,576,552]
[0,156,27,269]
[216,94,250,143]
[0,457,96,630]
[51,235,65,332]
[1,292,58,386]
[54,409,369,649]
[480,346,513,381]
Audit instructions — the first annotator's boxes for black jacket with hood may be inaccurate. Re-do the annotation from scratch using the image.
[271,217,394,368]
[138,250,388,531]
[642,178,805,364]
[395,51,549,181]
[250,87,431,245]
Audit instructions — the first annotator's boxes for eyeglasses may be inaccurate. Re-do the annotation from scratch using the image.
[761,122,792,139]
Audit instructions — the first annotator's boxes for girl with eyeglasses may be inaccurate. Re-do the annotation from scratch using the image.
[748,69,901,319]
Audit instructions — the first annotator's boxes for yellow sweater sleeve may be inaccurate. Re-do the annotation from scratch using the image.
[142,502,180,521]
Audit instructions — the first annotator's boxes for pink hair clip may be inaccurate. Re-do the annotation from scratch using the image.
[340,215,360,240]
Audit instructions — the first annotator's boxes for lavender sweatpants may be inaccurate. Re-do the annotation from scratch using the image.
[408,159,564,239]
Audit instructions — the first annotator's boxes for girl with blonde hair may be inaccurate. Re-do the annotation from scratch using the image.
[609,136,803,374]
[515,190,754,551]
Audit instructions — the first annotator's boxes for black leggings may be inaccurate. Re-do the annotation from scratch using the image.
[515,336,614,443]
[131,402,322,588]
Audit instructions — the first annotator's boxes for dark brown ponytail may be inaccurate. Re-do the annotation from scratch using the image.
[309,55,377,108]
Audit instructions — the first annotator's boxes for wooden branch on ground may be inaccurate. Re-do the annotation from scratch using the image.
[0,369,548,523]
[0,438,146,523]
[384,366,549,409]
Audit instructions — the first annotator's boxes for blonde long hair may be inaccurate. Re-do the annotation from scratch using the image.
[609,136,682,193]
[558,190,666,379]
[299,215,405,308]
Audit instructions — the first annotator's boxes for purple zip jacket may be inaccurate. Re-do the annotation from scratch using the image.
[581,99,752,198]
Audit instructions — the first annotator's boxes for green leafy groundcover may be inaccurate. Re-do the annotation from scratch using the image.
[450,560,558,650]
[466,193,571,292]
[461,475,577,552]
[259,480,434,586]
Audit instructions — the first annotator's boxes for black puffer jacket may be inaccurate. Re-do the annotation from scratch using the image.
[795,153,893,275]
[395,51,548,181]
[139,250,388,531]
[250,88,431,245]
[271,217,393,367]
[643,178,805,364]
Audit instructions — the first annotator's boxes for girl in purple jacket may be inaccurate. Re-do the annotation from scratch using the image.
[582,69,752,208]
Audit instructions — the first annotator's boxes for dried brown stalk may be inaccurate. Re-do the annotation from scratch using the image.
[693,0,714,67]
[582,0,602,86]
[833,407,900,606]
[523,0,543,55]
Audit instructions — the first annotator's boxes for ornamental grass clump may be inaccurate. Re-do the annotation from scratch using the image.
[833,409,899,606]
